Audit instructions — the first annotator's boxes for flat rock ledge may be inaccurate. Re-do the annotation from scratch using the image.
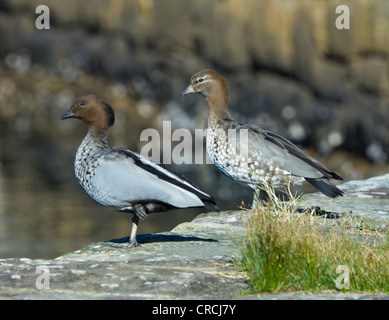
[1,174,389,300]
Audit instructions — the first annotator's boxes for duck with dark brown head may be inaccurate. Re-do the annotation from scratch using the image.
[61,95,218,247]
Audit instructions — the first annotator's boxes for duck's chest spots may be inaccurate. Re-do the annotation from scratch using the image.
[206,128,296,186]
[75,143,105,194]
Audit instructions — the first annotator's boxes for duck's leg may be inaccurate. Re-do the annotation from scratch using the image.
[128,215,139,247]
[109,204,147,248]
[252,187,266,208]
[252,188,260,208]
[108,217,139,248]
[128,204,147,247]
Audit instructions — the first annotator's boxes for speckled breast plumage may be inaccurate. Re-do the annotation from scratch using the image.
[206,125,303,189]
[74,134,108,197]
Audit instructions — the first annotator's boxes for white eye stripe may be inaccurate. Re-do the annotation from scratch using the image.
[197,76,210,84]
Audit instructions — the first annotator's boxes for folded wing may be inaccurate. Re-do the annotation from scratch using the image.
[90,149,217,210]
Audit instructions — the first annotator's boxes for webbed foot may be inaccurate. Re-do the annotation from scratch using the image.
[108,239,139,248]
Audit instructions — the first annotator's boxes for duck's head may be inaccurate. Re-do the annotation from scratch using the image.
[182,69,230,111]
[61,95,115,132]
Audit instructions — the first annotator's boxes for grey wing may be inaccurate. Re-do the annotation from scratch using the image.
[89,157,205,209]
[262,130,342,179]
[234,123,338,179]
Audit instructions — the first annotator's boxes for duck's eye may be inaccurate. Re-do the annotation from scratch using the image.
[198,78,204,83]
[79,101,86,107]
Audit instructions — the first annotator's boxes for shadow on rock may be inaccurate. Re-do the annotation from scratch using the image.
[297,206,341,219]
[106,233,218,245]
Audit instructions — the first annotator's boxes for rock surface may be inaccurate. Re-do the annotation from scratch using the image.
[302,173,389,223]
[0,211,248,299]
[1,174,389,300]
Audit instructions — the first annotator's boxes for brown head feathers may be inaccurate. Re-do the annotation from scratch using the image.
[183,70,229,99]
[61,95,115,133]
[182,70,231,119]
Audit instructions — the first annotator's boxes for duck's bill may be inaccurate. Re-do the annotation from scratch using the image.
[182,85,195,96]
[60,107,75,120]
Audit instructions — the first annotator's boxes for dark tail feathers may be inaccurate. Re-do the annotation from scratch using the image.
[203,200,220,212]
[305,178,344,198]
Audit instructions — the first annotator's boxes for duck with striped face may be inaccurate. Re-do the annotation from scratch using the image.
[183,70,344,205]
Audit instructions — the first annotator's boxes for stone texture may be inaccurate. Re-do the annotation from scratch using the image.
[0,211,248,299]
[1,174,389,300]
[301,173,389,223]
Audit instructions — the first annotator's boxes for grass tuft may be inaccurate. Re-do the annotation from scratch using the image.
[235,180,389,294]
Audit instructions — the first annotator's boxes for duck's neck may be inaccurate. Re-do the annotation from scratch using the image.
[206,94,233,128]
[87,127,109,145]
[78,128,110,158]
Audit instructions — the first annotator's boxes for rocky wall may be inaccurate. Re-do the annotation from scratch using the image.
[0,0,388,166]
